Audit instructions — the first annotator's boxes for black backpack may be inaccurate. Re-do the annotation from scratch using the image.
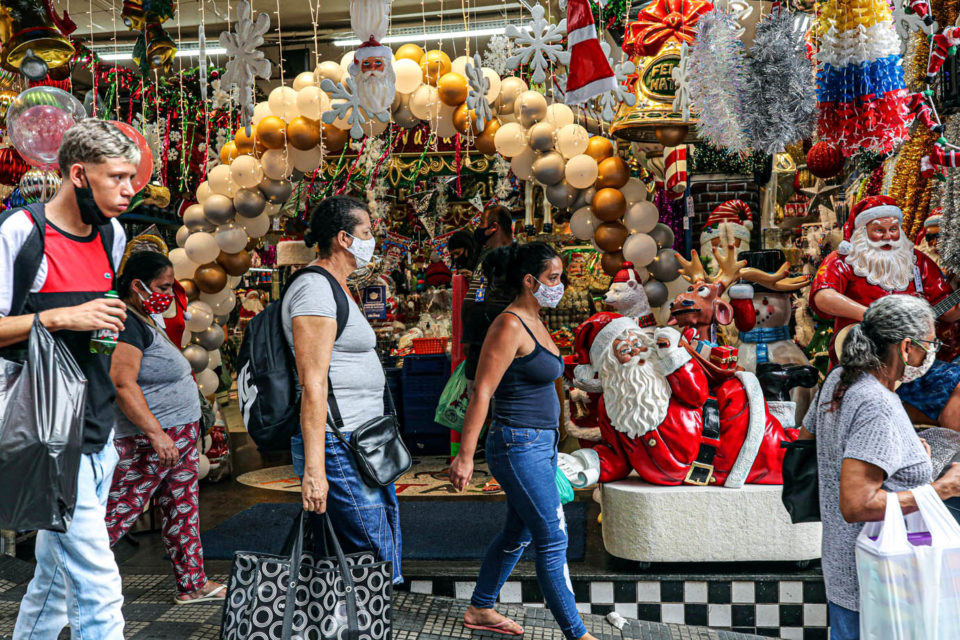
[236,266,348,451]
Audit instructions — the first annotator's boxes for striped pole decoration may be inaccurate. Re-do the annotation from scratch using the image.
[663,145,688,199]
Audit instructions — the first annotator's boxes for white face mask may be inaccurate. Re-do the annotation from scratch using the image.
[901,342,937,384]
[533,278,565,308]
[345,232,376,268]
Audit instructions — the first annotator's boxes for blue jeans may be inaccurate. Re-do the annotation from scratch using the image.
[829,602,860,640]
[14,442,124,640]
[472,424,586,640]
[291,432,403,584]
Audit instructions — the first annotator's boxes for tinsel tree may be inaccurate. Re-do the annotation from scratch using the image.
[936,116,960,277]
[741,11,816,155]
[688,8,749,153]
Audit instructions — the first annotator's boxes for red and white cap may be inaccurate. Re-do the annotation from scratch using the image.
[348,36,393,76]
[916,209,943,245]
[612,261,643,284]
[838,195,903,255]
[700,200,753,245]
[571,312,639,392]
[563,0,616,105]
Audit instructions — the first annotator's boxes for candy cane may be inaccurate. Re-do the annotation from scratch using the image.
[664,145,688,199]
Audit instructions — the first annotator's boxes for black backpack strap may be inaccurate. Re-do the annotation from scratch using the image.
[2,203,46,317]
[98,220,117,280]
[283,265,348,340]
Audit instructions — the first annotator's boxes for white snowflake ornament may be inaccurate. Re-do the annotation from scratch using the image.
[671,42,692,121]
[505,4,568,85]
[483,34,516,76]
[595,42,636,121]
[320,77,390,139]
[465,54,494,132]
[219,0,272,130]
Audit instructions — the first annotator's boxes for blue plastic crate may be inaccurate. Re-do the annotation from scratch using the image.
[401,354,451,377]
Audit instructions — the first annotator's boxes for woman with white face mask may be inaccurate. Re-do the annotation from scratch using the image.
[449,243,598,640]
[283,195,403,585]
[798,294,960,639]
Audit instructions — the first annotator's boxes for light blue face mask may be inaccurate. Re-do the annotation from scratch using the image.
[345,232,376,268]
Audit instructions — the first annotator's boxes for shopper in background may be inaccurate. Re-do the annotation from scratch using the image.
[448,229,479,276]
[105,251,224,604]
[285,195,402,584]
[801,294,960,640]
[461,205,515,389]
[0,119,135,639]
[450,243,596,640]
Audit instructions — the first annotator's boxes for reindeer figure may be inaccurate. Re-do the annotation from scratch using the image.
[669,244,746,347]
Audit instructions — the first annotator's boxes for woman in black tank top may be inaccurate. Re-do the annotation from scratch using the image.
[449,244,597,640]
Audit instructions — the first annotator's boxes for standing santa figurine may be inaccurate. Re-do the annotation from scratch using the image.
[348,0,396,115]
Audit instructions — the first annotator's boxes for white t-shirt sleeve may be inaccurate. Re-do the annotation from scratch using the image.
[286,273,338,320]
[0,210,38,318]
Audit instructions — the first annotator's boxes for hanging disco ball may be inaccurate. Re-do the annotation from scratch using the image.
[19,168,60,203]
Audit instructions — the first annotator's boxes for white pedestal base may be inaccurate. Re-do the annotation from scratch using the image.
[596,478,822,563]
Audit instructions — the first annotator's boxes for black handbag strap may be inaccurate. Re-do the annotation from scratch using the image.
[326,365,396,446]
[282,511,360,640]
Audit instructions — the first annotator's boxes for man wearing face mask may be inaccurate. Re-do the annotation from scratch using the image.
[0,120,136,639]
[282,196,404,585]
[461,205,515,390]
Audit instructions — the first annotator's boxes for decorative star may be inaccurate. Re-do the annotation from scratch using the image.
[801,179,843,217]
[623,0,713,58]
[505,3,568,85]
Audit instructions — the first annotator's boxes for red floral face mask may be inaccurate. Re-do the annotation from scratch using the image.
[137,280,174,315]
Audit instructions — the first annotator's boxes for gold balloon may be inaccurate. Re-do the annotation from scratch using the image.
[591,188,627,222]
[655,125,689,147]
[257,116,288,149]
[421,50,452,86]
[179,279,199,301]
[596,157,630,190]
[475,119,500,155]
[601,251,625,277]
[594,222,629,253]
[286,116,321,150]
[437,72,468,106]
[585,136,614,162]
[322,123,348,152]
[194,263,228,294]
[395,43,425,63]
[453,104,479,134]
[0,90,16,128]
[220,140,238,165]
[234,125,257,155]
[216,250,252,277]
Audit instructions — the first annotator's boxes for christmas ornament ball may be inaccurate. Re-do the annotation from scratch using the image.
[395,43,425,63]
[585,136,614,162]
[437,72,468,106]
[514,90,548,128]
[452,104,478,134]
[601,250,625,277]
[220,140,238,165]
[595,156,630,189]
[532,151,565,186]
[322,123,348,152]
[806,141,844,179]
[496,77,528,115]
[421,50,452,86]
[594,222,629,253]
[475,119,500,155]
[648,247,681,281]
[217,250,252,277]
[203,194,236,226]
[654,125,688,147]
[234,187,268,218]
[545,180,578,209]
[644,279,669,307]
[591,187,627,221]
[527,121,555,152]
[179,279,199,301]
[182,344,210,374]
[194,262,228,294]
[234,125,257,155]
[286,116,321,150]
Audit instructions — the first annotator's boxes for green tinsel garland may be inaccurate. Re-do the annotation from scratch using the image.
[690,142,768,175]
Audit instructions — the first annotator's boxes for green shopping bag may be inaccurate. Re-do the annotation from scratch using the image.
[435,362,469,431]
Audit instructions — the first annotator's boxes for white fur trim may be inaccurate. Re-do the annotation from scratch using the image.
[573,364,603,393]
[855,205,902,227]
[728,283,754,300]
[564,76,618,106]
[588,316,640,369]
[567,25,598,47]
[655,346,691,376]
[838,240,852,255]
[724,371,766,488]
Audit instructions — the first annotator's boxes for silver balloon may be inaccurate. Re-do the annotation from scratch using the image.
[184,204,214,232]
[648,248,681,282]
[176,225,191,248]
[181,344,210,374]
[234,187,267,218]
[18,169,60,203]
[531,151,565,186]
[571,186,595,212]
[214,313,230,325]
[194,323,225,350]
[644,279,669,308]
[392,93,420,129]
[648,223,676,249]
[203,193,236,225]
[545,180,578,209]
[259,177,294,204]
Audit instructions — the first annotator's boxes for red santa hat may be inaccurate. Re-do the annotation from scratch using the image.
[700,200,753,245]
[571,312,639,393]
[563,0,617,105]
[348,36,393,76]
[838,195,903,255]
[916,209,943,246]
[612,261,657,327]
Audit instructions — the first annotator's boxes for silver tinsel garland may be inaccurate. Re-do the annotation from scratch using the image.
[688,9,749,153]
[937,116,960,276]
[741,11,816,155]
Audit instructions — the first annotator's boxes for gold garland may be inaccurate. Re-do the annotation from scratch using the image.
[903,31,929,90]
[889,126,937,237]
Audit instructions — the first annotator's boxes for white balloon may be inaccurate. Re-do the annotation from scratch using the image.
[451,55,471,77]
[213,291,236,315]
[196,368,220,396]
[268,86,300,122]
[230,154,264,189]
[292,71,316,91]
[289,145,323,172]
[186,301,214,333]
[170,248,200,280]
[207,348,222,369]
[296,86,331,120]
[263,203,283,216]
[199,288,231,306]
[196,181,212,204]
[482,68,501,102]
[340,50,355,76]
[394,58,423,94]
[569,207,596,240]
[252,102,272,125]
[623,233,658,267]
[621,177,648,204]
[432,103,458,139]
[261,148,293,180]
[208,164,237,197]
[545,103,575,129]
[556,124,589,159]
[624,200,659,234]
[176,225,191,248]
[215,222,249,253]
[510,146,536,180]
[240,212,271,238]
[408,84,440,121]
[564,154,599,189]
[493,122,527,157]
[184,232,221,264]
[226,275,243,288]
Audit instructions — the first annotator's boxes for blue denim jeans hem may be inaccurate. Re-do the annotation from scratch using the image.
[829,601,860,640]
[291,432,403,584]
[14,441,125,640]
[470,423,586,640]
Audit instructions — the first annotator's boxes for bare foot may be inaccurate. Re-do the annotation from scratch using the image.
[176,580,226,602]
[463,605,523,635]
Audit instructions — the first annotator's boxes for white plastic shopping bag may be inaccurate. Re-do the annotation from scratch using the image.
[856,485,960,640]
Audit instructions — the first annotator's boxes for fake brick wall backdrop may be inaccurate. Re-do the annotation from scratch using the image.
[689,175,762,251]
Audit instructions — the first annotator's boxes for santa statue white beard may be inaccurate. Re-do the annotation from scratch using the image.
[844,226,917,291]
[596,339,672,438]
[354,65,396,115]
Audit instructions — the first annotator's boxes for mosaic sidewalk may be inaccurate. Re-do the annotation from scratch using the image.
[0,556,764,640]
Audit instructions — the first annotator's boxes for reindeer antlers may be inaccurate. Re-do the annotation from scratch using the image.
[740,262,812,292]
[676,249,708,284]
[675,243,746,292]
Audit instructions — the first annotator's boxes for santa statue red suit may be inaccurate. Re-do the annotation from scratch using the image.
[809,195,959,363]
[561,313,795,488]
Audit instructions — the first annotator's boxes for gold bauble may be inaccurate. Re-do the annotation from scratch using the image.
[179,279,199,301]
[216,250,252,277]
[596,157,629,190]
[257,116,288,149]
[420,50,452,86]
[601,251,625,277]
[194,263,228,294]
[585,136,614,162]
[322,123,348,152]
[395,43,425,63]
[234,125,257,155]
[453,104,479,134]
[591,188,627,222]
[437,72,468,106]
[286,116,321,150]
[654,125,688,147]
[475,119,500,155]
[219,141,238,165]
[594,222,629,253]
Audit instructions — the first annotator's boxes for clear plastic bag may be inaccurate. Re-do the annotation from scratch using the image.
[856,484,960,640]
[0,316,86,532]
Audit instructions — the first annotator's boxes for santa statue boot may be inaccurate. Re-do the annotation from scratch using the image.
[754,363,820,429]
[558,449,602,488]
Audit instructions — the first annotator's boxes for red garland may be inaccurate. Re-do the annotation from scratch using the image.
[335,140,366,195]
[455,133,463,197]
[817,89,910,157]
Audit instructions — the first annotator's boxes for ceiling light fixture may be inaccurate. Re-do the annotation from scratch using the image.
[333,25,528,47]
[97,46,227,62]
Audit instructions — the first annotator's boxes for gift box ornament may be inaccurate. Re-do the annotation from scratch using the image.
[710,344,739,369]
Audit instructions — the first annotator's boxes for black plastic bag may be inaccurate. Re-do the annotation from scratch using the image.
[0,316,86,532]
[780,438,820,523]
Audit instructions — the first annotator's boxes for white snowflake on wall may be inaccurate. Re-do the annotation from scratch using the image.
[505,3,568,85]
[219,0,272,129]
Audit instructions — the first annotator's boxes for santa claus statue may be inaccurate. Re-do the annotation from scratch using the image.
[916,210,942,266]
[348,0,396,115]
[700,200,753,277]
[562,313,796,488]
[810,195,960,363]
